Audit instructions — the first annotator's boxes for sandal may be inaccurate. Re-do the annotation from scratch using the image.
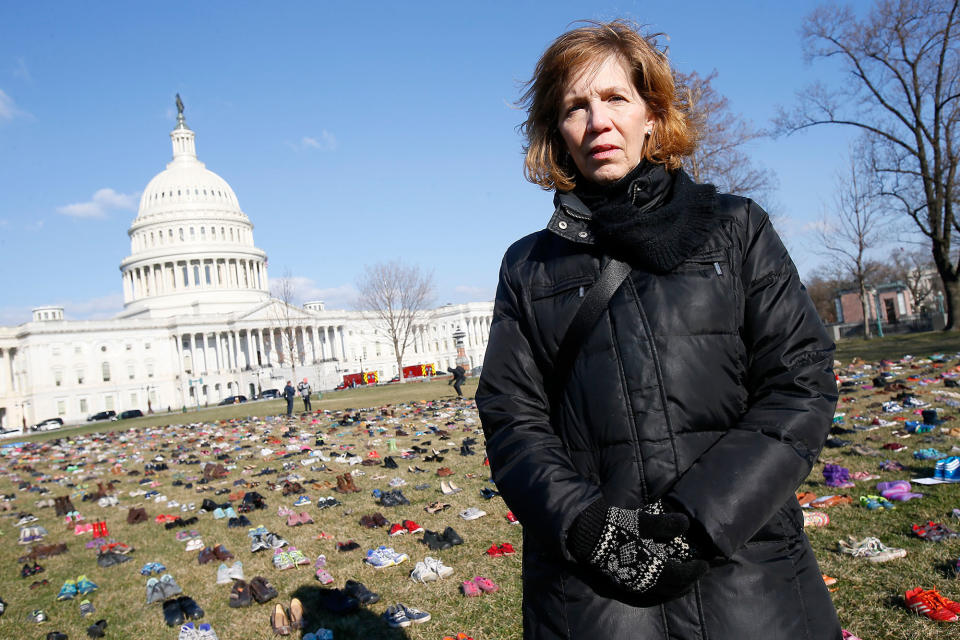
[249,576,278,604]
[229,580,253,608]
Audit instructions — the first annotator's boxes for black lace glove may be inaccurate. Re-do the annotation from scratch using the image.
[571,499,708,598]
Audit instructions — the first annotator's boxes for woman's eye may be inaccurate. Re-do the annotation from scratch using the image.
[609,95,626,102]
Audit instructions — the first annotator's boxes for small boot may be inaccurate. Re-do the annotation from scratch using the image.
[334,475,348,494]
[344,473,360,493]
[98,521,109,537]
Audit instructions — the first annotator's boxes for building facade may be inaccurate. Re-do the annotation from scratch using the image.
[0,112,493,429]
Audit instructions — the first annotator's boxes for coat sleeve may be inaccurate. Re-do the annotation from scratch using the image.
[476,252,604,563]
[666,201,837,558]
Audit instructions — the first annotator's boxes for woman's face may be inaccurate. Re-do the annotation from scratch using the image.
[558,55,656,184]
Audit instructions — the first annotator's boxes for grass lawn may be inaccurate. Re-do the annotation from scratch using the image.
[834,330,960,365]
[2,350,960,639]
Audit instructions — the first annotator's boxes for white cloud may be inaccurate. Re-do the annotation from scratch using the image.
[454,284,494,301]
[61,292,125,319]
[57,188,139,219]
[298,130,337,151]
[0,88,25,120]
[269,275,358,310]
[12,57,30,81]
[0,292,125,325]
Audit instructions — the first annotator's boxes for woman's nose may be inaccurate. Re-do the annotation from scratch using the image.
[586,104,612,132]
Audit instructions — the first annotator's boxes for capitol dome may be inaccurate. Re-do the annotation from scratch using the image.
[117,105,270,318]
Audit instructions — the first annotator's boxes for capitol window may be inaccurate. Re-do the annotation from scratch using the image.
[76,369,84,384]
[57,400,66,416]
[101,362,111,382]
[54,369,62,387]
[127,363,135,380]
[79,398,88,413]
[179,228,184,241]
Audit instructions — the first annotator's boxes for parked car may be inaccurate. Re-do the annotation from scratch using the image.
[113,409,144,420]
[87,410,116,422]
[387,375,401,384]
[32,417,64,431]
[258,389,280,399]
[218,395,248,406]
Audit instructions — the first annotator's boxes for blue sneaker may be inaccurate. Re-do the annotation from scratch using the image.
[944,456,960,480]
[293,495,310,507]
[76,575,98,595]
[56,579,78,600]
[382,604,411,628]
[224,506,238,518]
[936,458,947,479]
[399,603,431,624]
[213,508,225,519]
[364,548,394,569]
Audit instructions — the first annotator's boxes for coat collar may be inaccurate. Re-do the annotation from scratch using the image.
[548,191,597,245]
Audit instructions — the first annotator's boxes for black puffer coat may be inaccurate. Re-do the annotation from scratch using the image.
[476,186,841,640]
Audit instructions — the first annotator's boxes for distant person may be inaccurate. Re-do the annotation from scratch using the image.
[476,20,840,640]
[282,381,296,417]
[297,377,312,412]
[447,365,466,398]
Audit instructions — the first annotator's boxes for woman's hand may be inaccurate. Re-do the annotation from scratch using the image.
[589,502,708,598]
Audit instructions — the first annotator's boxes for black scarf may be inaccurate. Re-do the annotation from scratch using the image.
[573,162,718,273]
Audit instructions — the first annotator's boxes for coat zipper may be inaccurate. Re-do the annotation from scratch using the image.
[625,277,681,484]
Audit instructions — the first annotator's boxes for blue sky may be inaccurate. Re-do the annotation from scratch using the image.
[0,1,871,323]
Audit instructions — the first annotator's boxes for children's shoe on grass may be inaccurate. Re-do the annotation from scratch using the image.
[76,575,98,595]
[56,579,77,600]
[837,536,907,562]
[905,587,959,622]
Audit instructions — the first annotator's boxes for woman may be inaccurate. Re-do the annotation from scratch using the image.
[476,21,841,640]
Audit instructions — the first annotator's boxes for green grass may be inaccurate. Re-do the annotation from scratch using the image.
[3,360,960,639]
[834,329,960,365]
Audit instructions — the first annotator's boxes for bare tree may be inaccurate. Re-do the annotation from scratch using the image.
[816,154,890,337]
[678,70,778,202]
[777,0,960,328]
[270,269,301,384]
[890,247,942,311]
[356,260,434,383]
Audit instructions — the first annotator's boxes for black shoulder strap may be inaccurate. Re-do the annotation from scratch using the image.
[551,258,632,403]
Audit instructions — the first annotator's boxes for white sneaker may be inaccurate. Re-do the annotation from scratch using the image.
[409,560,439,583]
[459,507,487,521]
[185,538,204,552]
[215,563,232,585]
[423,556,454,578]
[228,561,244,581]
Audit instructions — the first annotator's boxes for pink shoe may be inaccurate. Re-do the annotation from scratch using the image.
[315,554,327,568]
[460,580,480,597]
[473,576,498,593]
[286,513,300,527]
[299,512,314,525]
[315,567,333,584]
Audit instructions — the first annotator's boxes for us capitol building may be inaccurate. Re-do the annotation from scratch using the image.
[0,106,493,429]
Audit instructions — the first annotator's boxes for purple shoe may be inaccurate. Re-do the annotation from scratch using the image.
[877,480,923,501]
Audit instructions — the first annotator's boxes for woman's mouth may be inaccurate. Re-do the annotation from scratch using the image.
[589,145,619,160]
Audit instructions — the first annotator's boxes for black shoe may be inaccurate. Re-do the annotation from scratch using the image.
[176,595,204,620]
[383,457,398,469]
[421,530,448,551]
[86,619,108,638]
[201,498,218,512]
[317,588,359,614]
[442,525,464,546]
[237,515,252,527]
[162,599,185,627]
[227,517,239,528]
[343,579,379,605]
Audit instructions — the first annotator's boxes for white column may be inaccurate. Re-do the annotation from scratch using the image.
[214,332,224,372]
[309,327,317,364]
[339,326,347,362]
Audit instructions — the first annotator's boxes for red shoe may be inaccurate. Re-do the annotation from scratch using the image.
[906,586,959,622]
[505,512,519,525]
[922,588,960,615]
[98,521,109,537]
[498,543,515,555]
[485,544,503,557]
[403,519,424,534]
[388,523,406,537]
